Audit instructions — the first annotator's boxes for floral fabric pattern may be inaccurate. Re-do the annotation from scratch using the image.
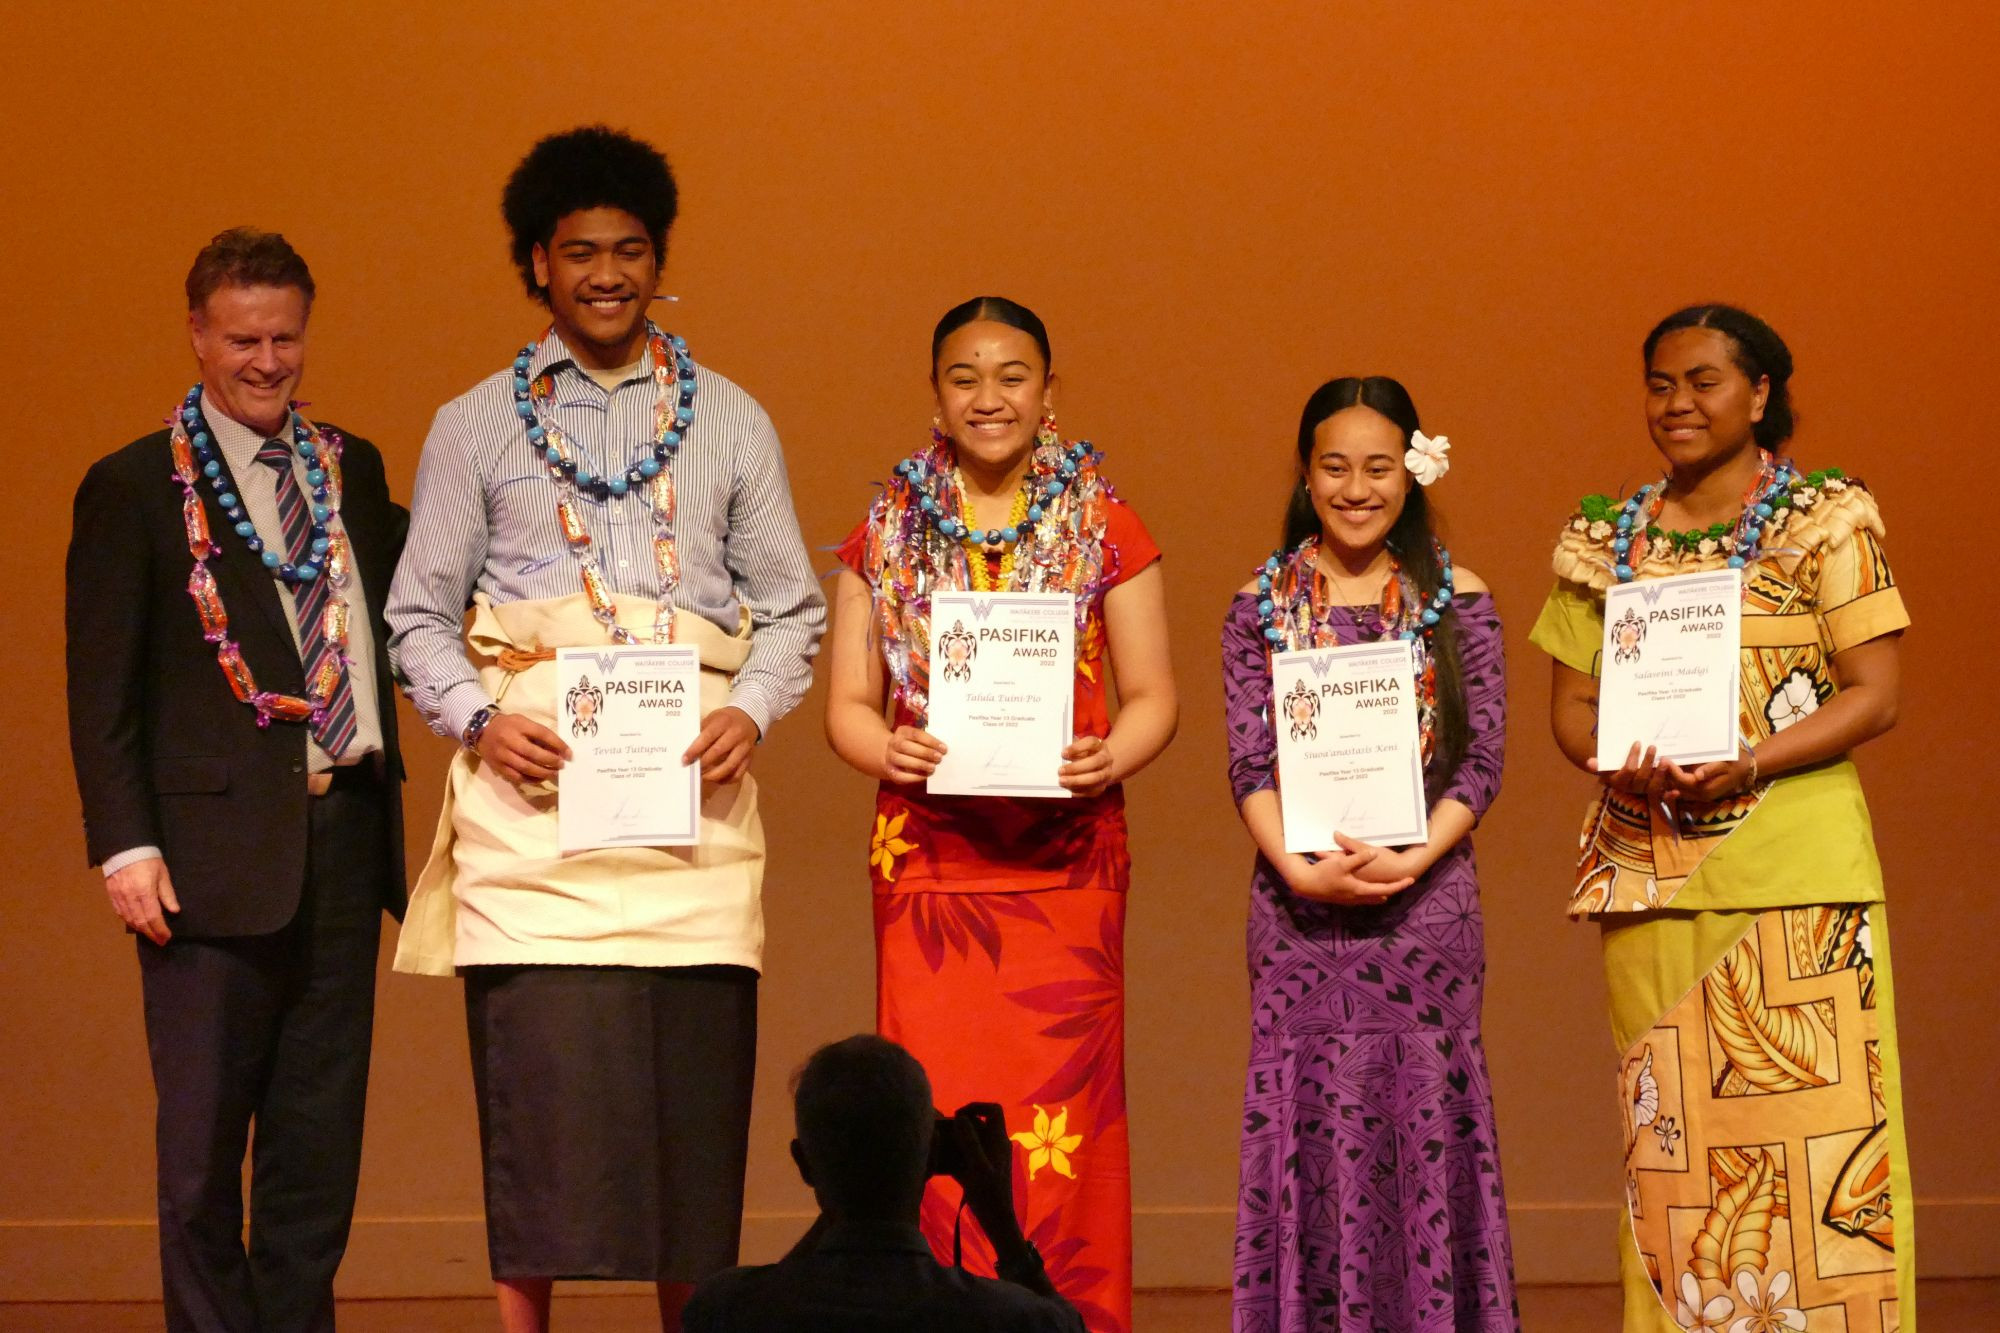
[1622,907,1903,1332]
[882,888,1132,1333]
[1539,479,1909,916]
[1223,591,1519,1332]
[837,497,1161,895]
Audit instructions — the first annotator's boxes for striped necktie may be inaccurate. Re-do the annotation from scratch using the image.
[256,438,357,758]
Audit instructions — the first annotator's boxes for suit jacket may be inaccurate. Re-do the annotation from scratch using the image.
[66,423,407,937]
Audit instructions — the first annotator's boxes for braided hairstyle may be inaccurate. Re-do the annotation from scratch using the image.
[1643,304,1797,450]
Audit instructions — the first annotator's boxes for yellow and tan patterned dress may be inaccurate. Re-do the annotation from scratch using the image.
[1530,475,1916,1333]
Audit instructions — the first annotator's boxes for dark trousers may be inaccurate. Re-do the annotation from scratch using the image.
[137,779,388,1333]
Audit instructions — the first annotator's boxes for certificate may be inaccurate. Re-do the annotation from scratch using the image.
[1272,640,1430,852]
[555,645,702,852]
[925,591,1075,799]
[1596,568,1742,769]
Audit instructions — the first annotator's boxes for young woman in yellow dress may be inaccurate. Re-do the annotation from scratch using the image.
[1530,304,1915,1332]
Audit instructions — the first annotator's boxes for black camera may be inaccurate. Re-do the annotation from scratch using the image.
[927,1101,1013,1209]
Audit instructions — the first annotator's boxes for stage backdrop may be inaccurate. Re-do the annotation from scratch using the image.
[4,0,1995,1300]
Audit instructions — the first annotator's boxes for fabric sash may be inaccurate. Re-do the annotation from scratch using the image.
[393,592,764,977]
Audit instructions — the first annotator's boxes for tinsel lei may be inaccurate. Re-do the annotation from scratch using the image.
[856,430,1115,719]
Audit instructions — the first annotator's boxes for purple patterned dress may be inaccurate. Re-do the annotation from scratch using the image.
[1224,591,1519,1333]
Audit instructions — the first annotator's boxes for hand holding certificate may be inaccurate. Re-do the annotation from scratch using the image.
[1272,640,1430,853]
[1596,568,1742,770]
[925,591,1076,799]
[556,645,702,852]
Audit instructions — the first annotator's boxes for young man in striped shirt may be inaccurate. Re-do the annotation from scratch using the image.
[385,125,825,1332]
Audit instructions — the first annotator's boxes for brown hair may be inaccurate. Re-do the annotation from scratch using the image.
[184,227,316,313]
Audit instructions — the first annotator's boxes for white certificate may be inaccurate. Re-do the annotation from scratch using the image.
[925,591,1075,799]
[1272,640,1430,852]
[1596,568,1742,769]
[555,645,702,852]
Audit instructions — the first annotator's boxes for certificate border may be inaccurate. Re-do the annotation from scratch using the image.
[1273,639,1430,850]
[1597,569,1742,768]
[925,590,1077,801]
[555,644,703,851]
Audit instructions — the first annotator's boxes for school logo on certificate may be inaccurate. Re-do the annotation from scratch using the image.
[939,619,977,683]
[1611,607,1647,664]
[1283,678,1320,740]
[565,674,604,736]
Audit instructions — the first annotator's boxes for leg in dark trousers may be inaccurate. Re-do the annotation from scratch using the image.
[138,781,388,1333]
[248,783,386,1330]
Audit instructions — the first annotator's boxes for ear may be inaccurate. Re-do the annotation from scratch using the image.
[187,308,203,358]
[531,242,551,294]
[1749,373,1769,424]
[1042,371,1061,415]
[789,1139,815,1188]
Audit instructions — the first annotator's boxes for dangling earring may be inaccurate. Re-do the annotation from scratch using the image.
[1036,410,1059,450]
[931,411,948,446]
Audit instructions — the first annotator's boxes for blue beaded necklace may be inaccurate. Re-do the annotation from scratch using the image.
[893,427,1092,548]
[511,323,697,501]
[1609,450,1796,581]
[1257,538,1454,646]
[178,385,337,585]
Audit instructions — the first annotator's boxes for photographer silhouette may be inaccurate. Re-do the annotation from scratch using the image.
[684,1035,1083,1332]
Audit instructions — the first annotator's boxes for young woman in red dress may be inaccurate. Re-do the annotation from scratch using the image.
[825,297,1178,1333]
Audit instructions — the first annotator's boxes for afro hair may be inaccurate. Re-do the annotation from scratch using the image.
[501,125,678,302]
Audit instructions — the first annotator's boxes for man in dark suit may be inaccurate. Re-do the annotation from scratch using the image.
[65,228,405,1332]
[684,1035,1085,1333]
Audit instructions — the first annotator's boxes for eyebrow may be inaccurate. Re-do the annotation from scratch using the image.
[944,360,1034,374]
[1651,363,1726,378]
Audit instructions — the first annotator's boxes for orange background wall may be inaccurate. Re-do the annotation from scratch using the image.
[4,0,1995,1299]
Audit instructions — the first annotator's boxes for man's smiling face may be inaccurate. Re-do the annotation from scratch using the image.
[188,283,309,436]
[532,206,660,369]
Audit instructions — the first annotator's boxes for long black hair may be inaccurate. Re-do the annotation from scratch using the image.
[1642,304,1796,450]
[930,296,1053,373]
[1283,375,1469,777]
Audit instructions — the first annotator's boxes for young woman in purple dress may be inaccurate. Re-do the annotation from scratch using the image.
[1222,376,1520,1332]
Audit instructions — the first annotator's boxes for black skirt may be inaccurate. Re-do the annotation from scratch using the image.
[463,963,758,1281]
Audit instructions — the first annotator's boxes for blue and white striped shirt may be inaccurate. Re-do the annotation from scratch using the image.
[385,331,826,742]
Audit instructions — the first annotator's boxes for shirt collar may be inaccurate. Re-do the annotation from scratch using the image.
[203,398,295,475]
[526,326,656,391]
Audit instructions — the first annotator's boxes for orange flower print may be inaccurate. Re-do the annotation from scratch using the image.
[870,811,918,883]
[1010,1104,1084,1180]
[1076,614,1104,683]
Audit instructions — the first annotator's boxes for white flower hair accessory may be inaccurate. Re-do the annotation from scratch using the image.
[1405,430,1451,486]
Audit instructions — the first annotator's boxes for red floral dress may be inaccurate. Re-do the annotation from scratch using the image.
[836,497,1159,1333]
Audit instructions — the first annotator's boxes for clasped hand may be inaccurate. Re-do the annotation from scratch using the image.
[1590,742,1757,805]
[1284,832,1422,906]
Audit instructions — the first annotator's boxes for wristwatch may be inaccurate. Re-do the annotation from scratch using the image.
[462,704,500,752]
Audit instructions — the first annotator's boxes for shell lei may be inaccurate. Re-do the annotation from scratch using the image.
[1258,535,1453,765]
[167,393,357,729]
[860,433,1113,720]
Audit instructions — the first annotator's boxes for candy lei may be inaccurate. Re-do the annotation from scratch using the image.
[510,322,697,645]
[1257,535,1455,763]
[168,386,357,728]
[864,430,1109,716]
[1604,449,1798,582]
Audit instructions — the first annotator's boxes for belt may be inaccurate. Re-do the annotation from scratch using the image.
[308,755,383,797]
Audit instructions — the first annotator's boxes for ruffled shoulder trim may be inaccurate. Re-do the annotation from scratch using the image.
[1548,471,1882,592]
